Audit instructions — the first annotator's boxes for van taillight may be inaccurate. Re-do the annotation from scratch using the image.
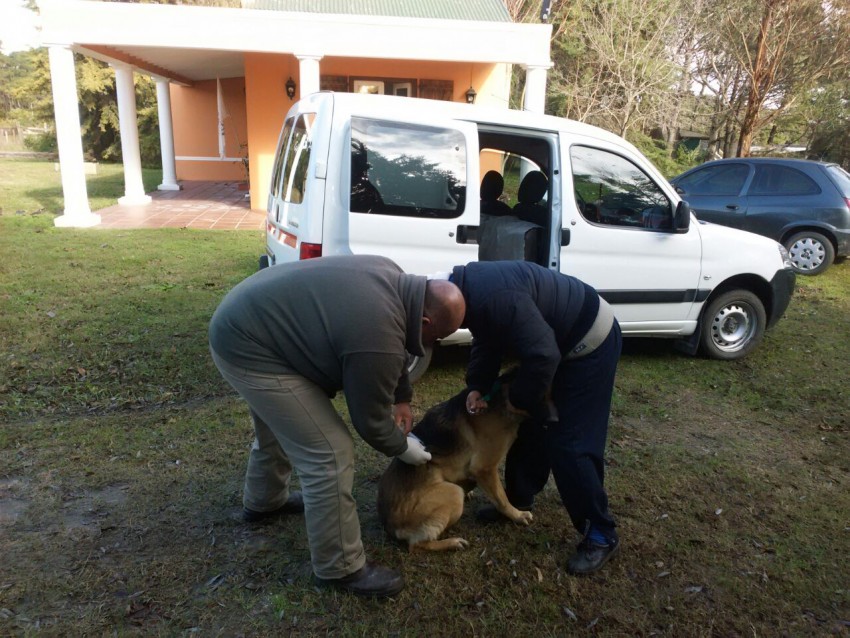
[299,242,322,260]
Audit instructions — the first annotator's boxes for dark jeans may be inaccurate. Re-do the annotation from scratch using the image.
[505,321,622,539]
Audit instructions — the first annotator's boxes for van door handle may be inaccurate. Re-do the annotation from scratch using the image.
[725,204,739,210]
[456,224,479,244]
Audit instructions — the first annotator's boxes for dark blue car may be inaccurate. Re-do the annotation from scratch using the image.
[671,158,850,275]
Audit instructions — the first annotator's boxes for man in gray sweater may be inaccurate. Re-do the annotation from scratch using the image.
[209,255,465,598]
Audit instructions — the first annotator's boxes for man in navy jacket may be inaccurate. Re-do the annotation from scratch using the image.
[449,260,622,574]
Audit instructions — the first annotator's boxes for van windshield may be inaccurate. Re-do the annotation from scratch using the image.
[350,117,467,218]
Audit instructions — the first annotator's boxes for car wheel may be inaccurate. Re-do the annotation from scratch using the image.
[784,231,834,275]
[700,290,766,360]
[406,347,433,384]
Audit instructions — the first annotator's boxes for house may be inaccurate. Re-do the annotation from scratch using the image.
[36,0,553,227]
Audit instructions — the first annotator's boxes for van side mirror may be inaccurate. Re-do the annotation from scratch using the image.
[674,200,691,233]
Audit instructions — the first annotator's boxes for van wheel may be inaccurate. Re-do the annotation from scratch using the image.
[784,231,834,275]
[258,255,270,270]
[700,290,766,360]
[406,347,433,383]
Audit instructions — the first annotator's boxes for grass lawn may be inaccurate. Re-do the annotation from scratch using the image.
[0,158,162,216]
[1,160,848,635]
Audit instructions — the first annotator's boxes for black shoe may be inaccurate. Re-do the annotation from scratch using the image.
[315,561,405,598]
[475,503,533,524]
[566,535,620,575]
[242,491,304,524]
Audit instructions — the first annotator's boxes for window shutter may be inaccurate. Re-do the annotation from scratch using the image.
[418,79,454,101]
[320,75,349,92]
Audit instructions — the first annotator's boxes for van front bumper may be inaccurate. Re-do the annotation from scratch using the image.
[767,267,796,329]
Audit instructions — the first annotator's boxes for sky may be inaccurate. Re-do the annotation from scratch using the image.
[0,0,41,54]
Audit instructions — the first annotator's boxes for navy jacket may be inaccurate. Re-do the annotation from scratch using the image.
[451,261,600,413]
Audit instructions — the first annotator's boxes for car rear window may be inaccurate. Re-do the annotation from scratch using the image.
[748,165,820,196]
[825,165,850,198]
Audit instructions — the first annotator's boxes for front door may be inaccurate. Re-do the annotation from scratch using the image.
[562,141,704,333]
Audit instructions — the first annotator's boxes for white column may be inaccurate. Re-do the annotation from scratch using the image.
[523,64,550,115]
[154,77,180,191]
[113,63,151,205]
[48,45,99,227]
[296,55,323,98]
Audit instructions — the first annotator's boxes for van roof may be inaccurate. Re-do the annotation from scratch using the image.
[309,92,634,153]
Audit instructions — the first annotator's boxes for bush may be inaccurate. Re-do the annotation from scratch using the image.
[627,130,704,179]
[23,130,57,153]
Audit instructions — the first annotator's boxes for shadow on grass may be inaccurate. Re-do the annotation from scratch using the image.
[22,165,162,214]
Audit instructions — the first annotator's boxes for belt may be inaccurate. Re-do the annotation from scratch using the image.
[564,298,615,360]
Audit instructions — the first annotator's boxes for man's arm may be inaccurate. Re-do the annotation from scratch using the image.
[502,300,561,412]
[341,352,410,457]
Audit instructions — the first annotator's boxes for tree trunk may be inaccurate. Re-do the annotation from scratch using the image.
[736,1,776,157]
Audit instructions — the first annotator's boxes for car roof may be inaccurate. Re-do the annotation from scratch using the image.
[696,157,833,168]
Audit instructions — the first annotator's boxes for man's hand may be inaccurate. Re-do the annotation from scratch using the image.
[392,402,414,434]
[396,434,431,465]
[466,390,488,415]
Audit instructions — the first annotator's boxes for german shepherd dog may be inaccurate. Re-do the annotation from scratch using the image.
[377,372,533,552]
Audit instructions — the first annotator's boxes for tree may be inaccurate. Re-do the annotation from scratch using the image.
[715,0,850,156]
[544,0,682,137]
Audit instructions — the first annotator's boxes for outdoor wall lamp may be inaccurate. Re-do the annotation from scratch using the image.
[465,86,477,104]
[285,77,297,100]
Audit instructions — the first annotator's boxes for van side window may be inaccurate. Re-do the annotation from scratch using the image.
[270,118,293,198]
[570,146,672,230]
[280,114,315,204]
[350,117,466,218]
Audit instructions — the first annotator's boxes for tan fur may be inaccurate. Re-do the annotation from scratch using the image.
[377,385,532,552]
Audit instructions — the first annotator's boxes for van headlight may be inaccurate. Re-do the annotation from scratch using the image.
[778,243,794,269]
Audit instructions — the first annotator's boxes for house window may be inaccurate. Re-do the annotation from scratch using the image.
[350,77,417,97]
[321,76,454,101]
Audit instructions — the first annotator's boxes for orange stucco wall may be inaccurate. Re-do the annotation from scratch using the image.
[171,56,512,209]
[244,55,511,209]
[170,77,248,181]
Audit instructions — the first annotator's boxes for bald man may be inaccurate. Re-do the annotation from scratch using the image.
[209,255,465,598]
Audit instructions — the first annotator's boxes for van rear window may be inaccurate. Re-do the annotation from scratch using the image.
[350,117,467,218]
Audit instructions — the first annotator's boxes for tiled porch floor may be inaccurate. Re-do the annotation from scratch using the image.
[95,181,265,230]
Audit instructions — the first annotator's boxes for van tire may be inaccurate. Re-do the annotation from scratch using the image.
[259,255,270,270]
[406,347,433,383]
[699,290,766,360]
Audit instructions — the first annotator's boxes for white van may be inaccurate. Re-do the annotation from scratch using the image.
[263,92,795,377]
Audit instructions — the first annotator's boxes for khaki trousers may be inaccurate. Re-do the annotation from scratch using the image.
[211,349,366,579]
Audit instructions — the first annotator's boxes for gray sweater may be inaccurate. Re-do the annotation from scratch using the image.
[209,255,425,457]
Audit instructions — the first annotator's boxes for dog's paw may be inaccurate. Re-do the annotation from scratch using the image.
[450,538,470,551]
[511,510,533,526]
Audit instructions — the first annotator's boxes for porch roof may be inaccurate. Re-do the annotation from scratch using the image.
[244,0,512,22]
[37,0,551,86]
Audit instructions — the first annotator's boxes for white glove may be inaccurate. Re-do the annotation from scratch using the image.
[396,434,431,466]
